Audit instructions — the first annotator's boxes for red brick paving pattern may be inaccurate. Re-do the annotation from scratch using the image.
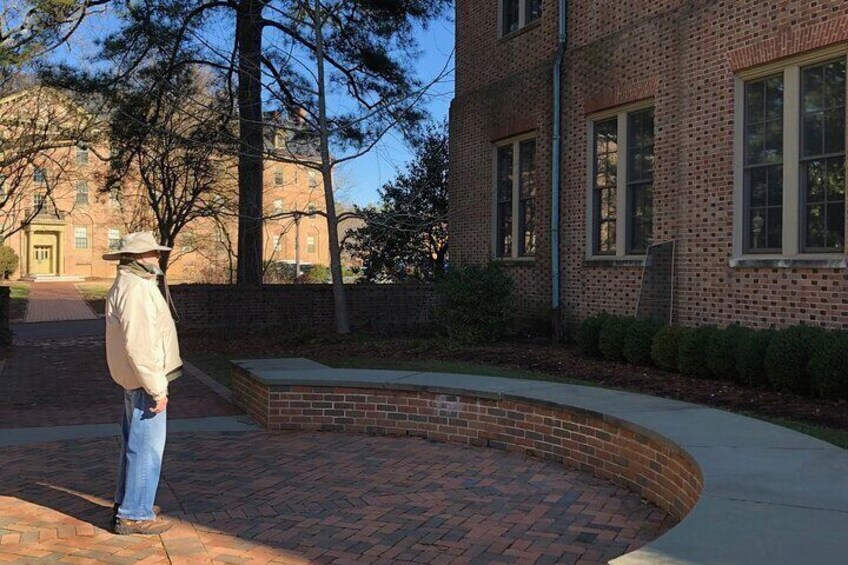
[24,283,98,323]
[0,336,241,428]
[0,431,676,564]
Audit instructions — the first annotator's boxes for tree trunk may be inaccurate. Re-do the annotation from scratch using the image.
[314,0,350,334]
[236,0,265,286]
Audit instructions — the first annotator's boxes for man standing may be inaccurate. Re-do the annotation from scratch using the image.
[103,232,182,535]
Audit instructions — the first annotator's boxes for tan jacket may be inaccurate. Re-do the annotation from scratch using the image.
[105,266,182,400]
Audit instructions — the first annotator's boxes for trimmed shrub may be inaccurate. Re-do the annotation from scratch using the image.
[808,330,848,400]
[706,324,748,381]
[0,247,19,279]
[437,263,514,345]
[678,326,719,378]
[598,316,635,362]
[576,313,615,358]
[652,325,688,371]
[737,329,775,387]
[765,325,824,394]
[624,318,665,366]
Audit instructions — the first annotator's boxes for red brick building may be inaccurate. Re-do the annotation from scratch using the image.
[450,0,848,333]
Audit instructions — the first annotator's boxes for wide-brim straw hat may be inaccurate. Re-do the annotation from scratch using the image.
[102,232,171,260]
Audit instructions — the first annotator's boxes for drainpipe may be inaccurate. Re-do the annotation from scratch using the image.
[551,0,568,341]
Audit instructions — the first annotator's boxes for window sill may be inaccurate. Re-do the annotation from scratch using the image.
[729,255,847,269]
[498,19,541,43]
[492,257,536,267]
[583,256,646,268]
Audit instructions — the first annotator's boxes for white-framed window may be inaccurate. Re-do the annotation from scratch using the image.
[499,0,541,37]
[74,226,88,249]
[307,202,317,222]
[493,134,537,258]
[586,104,655,257]
[75,181,89,205]
[274,168,284,186]
[108,229,121,250]
[306,235,317,254]
[733,47,847,259]
[308,171,319,188]
[273,199,284,215]
[109,187,123,208]
[76,145,89,165]
[273,234,283,252]
[180,232,195,253]
[33,193,46,209]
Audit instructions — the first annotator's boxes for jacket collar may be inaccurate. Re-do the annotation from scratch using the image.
[118,263,158,282]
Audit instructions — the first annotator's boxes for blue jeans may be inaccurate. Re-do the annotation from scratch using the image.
[114,389,167,521]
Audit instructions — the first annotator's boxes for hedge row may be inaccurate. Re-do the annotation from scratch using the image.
[577,314,848,400]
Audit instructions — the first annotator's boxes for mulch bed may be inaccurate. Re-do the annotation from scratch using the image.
[182,332,848,431]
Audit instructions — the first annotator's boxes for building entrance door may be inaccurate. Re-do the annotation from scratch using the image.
[32,245,54,275]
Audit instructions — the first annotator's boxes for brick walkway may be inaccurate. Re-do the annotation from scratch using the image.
[0,432,675,565]
[24,283,97,323]
[0,335,241,429]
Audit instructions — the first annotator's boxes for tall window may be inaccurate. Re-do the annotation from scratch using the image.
[75,181,89,205]
[593,118,618,254]
[74,226,88,249]
[308,202,317,222]
[501,0,540,36]
[33,168,46,184]
[273,234,282,252]
[495,136,536,258]
[273,199,284,215]
[33,193,46,209]
[108,229,121,250]
[589,106,655,256]
[627,109,655,253]
[801,59,846,252]
[76,146,89,165]
[744,75,784,252]
[274,168,284,186]
[736,54,847,258]
[308,171,319,188]
[306,235,316,254]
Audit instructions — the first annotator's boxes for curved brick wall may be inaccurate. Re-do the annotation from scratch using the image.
[232,369,702,521]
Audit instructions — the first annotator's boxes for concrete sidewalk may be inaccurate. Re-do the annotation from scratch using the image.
[24,282,97,323]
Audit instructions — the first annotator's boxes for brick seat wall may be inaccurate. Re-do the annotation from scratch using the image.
[232,367,702,521]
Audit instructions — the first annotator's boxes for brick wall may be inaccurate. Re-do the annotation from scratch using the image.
[232,368,702,521]
[171,284,439,335]
[451,0,848,332]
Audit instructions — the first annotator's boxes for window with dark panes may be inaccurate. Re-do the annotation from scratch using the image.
[627,109,654,253]
[518,139,537,256]
[744,74,784,253]
[525,0,542,24]
[502,0,520,35]
[593,118,618,254]
[495,145,514,257]
[801,59,846,252]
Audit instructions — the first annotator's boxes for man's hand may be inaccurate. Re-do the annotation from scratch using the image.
[150,395,168,413]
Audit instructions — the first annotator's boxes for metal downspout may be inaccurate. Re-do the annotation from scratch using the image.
[551,0,568,340]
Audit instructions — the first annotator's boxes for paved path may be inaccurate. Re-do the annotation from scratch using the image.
[24,283,97,323]
[0,432,673,565]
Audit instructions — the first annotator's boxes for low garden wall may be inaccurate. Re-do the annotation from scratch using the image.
[170,283,439,334]
[232,365,702,521]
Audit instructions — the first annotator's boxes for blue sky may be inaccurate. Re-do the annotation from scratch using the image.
[52,7,455,208]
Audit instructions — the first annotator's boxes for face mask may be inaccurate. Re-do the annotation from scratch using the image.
[135,259,164,277]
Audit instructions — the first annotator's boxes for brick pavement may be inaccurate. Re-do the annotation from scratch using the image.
[0,335,241,428]
[24,283,97,323]
[0,431,675,565]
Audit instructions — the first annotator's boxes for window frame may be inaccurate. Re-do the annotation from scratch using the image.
[498,0,541,38]
[306,235,317,254]
[732,45,848,265]
[76,146,89,166]
[75,180,89,205]
[585,100,655,261]
[74,226,88,249]
[108,229,121,250]
[491,132,538,261]
[274,167,284,186]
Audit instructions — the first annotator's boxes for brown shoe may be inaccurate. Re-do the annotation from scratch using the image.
[111,504,160,530]
[113,517,172,535]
